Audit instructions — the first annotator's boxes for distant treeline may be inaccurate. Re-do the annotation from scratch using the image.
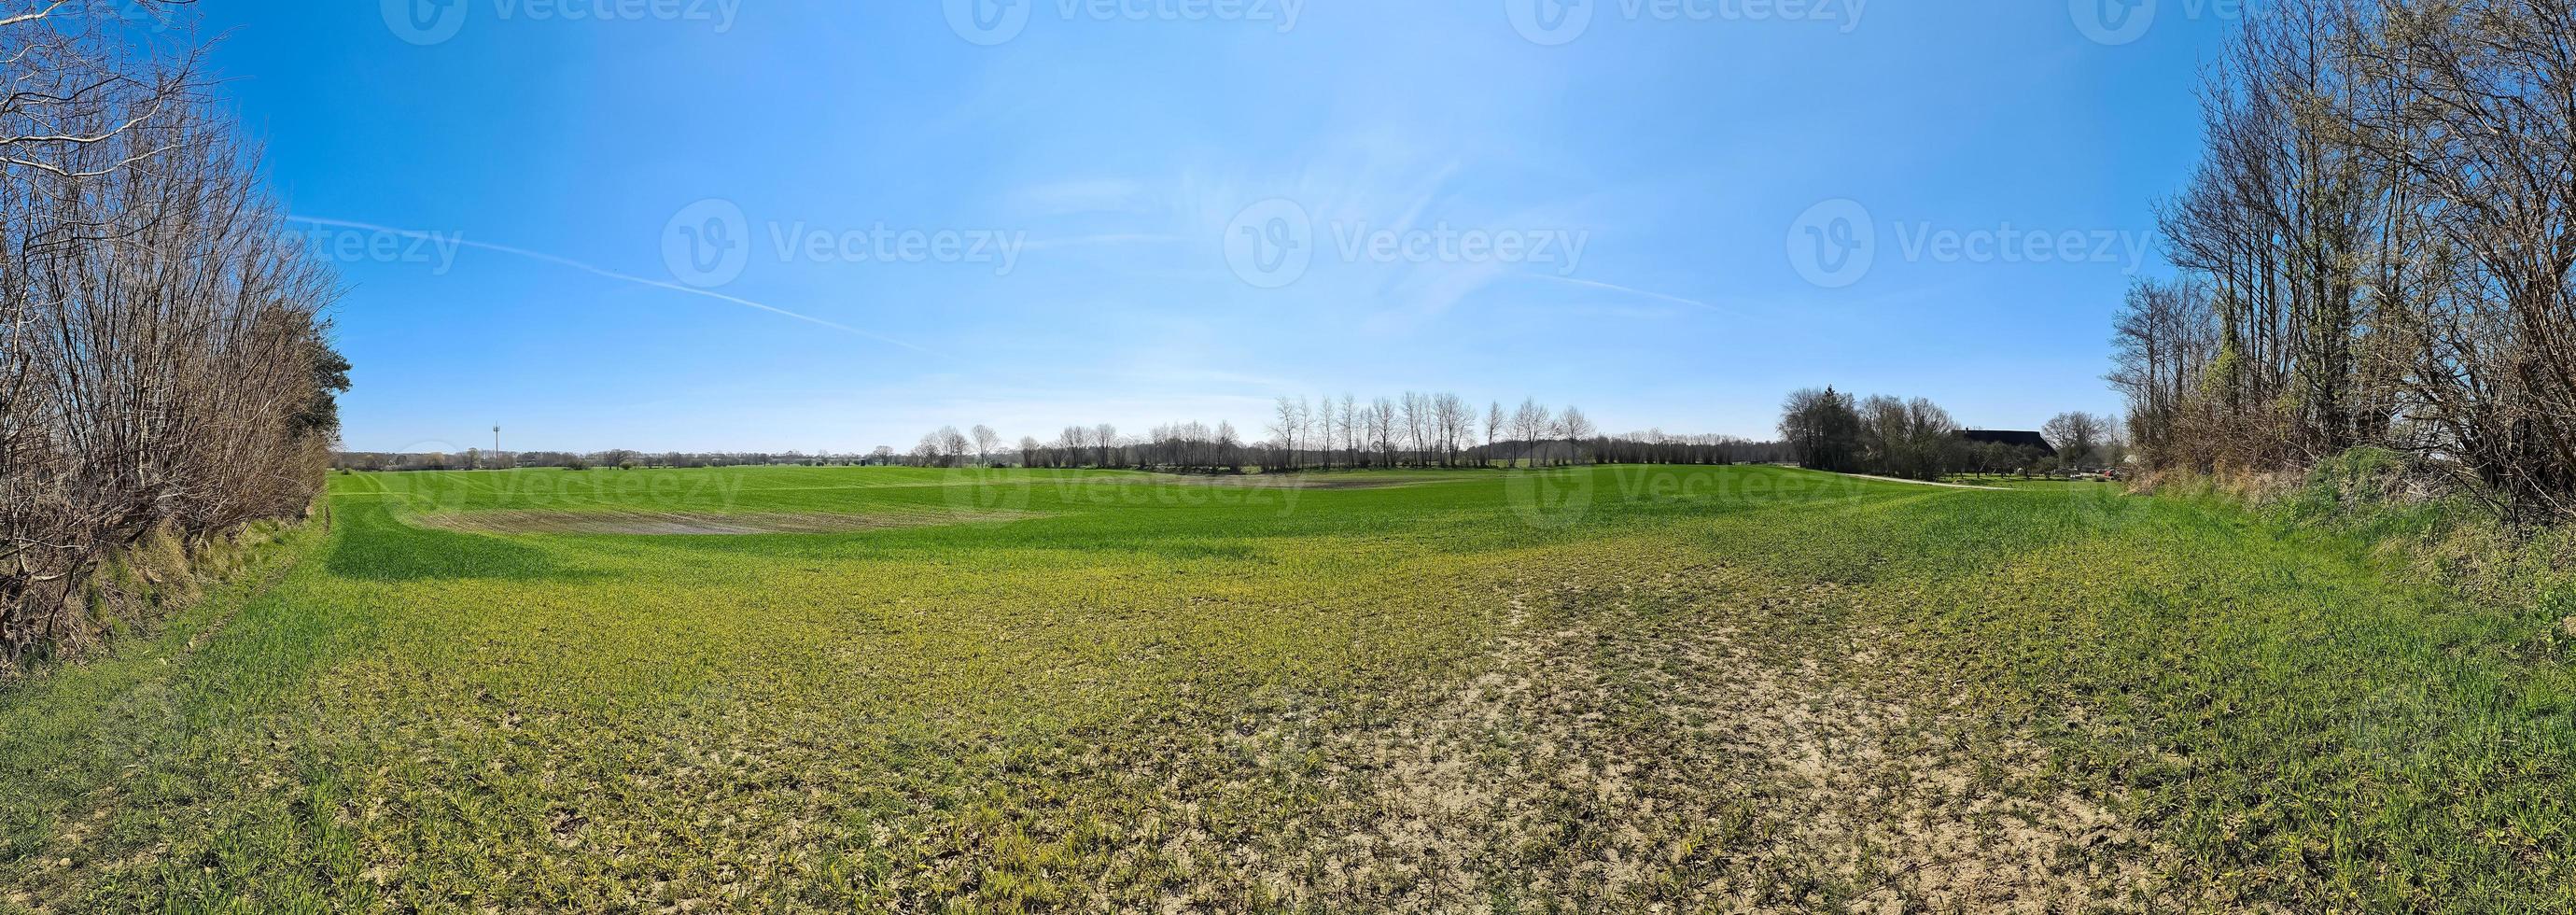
[3,4,348,670]
[1778,387,2120,481]
[2110,0,2576,518]
[342,433,1789,476]
[334,451,851,472]
[343,389,2118,485]
[904,394,1789,472]
[343,394,1794,474]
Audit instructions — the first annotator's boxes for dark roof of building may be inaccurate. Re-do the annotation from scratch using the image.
[1956,429,2056,455]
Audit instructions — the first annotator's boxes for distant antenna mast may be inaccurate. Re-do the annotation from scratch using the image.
[492,425,501,471]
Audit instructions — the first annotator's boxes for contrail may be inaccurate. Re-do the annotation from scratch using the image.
[1539,274,1727,313]
[286,216,942,356]
[1017,232,1186,250]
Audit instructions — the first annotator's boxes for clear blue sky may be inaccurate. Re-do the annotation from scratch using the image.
[202,1,2237,454]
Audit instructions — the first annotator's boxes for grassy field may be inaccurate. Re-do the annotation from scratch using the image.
[4,464,2572,912]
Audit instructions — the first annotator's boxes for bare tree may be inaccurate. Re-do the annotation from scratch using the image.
[1350,394,1370,469]
[2108,278,2217,464]
[1559,406,1596,463]
[2043,412,2109,469]
[912,427,972,467]
[1369,397,1396,467]
[1269,397,1303,471]
[1216,421,1243,472]
[1,2,203,185]
[1511,399,1549,467]
[1093,423,1118,468]
[1319,394,1339,469]
[972,425,1001,467]
[1439,394,1458,462]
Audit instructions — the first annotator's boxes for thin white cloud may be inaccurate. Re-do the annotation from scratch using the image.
[1379,159,1463,238]
[286,216,943,357]
[1537,274,1729,313]
[1017,232,1188,251]
[1015,179,1153,216]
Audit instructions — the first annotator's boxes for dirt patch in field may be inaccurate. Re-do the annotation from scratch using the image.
[1146,561,2170,912]
[1839,472,2010,491]
[409,508,1024,536]
[1276,478,1438,490]
[1151,474,1438,491]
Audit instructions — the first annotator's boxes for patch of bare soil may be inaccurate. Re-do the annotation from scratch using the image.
[1839,472,2010,491]
[410,508,1023,536]
[1267,478,1434,490]
[1157,474,1435,491]
[1152,562,2167,912]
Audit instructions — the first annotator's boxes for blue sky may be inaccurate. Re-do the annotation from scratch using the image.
[200,1,2239,454]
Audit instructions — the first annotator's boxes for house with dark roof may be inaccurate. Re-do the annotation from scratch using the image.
[1956,429,2056,457]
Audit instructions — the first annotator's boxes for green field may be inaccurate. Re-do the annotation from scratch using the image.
[5,465,2571,912]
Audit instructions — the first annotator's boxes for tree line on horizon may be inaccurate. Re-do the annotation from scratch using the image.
[903,394,1787,472]
[2109,0,2576,518]
[335,385,2126,481]
[2,4,349,670]
[333,449,836,472]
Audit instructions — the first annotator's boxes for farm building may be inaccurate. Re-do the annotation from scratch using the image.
[1957,429,2056,457]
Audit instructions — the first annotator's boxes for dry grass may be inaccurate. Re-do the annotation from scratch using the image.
[1137,555,2167,913]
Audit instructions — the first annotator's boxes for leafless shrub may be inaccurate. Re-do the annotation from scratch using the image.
[1,1,343,671]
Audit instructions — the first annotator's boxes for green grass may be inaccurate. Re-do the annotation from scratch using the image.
[4,464,2571,912]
